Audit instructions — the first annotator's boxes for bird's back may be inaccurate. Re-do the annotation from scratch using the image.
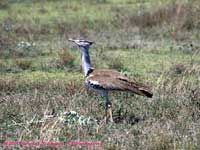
[85,69,153,98]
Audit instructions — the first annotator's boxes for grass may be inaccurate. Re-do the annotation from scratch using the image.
[0,0,200,149]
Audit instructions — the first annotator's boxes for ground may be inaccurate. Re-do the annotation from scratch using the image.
[0,0,200,149]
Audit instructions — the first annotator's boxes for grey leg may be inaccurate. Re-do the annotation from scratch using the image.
[100,91,114,123]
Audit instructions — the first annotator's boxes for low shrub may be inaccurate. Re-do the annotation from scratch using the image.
[0,59,7,72]
[15,58,32,70]
[58,48,75,68]
[170,63,186,75]
[0,0,9,9]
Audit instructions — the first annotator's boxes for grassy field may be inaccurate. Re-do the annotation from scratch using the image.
[0,0,200,149]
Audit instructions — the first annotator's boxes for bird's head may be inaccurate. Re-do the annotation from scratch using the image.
[68,39,94,51]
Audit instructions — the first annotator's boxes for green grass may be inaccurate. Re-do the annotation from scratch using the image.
[0,0,200,149]
[0,0,183,33]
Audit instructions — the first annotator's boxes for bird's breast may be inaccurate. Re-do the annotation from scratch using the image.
[85,79,103,90]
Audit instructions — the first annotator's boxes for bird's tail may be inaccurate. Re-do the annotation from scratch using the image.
[137,87,153,98]
[128,82,153,98]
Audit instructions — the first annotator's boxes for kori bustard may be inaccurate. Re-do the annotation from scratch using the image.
[69,39,153,122]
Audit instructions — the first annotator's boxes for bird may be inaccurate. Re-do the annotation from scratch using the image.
[68,38,153,123]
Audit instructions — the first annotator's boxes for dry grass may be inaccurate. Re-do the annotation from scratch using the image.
[0,64,200,149]
[112,2,200,30]
[0,0,200,149]
[0,0,9,9]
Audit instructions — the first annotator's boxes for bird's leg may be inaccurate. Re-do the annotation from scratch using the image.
[105,99,114,123]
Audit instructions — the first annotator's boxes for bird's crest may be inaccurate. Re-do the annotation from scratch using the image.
[68,38,94,47]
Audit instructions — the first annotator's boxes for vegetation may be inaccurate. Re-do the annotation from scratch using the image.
[0,0,200,149]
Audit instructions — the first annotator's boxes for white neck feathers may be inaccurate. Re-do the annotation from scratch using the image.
[80,47,93,77]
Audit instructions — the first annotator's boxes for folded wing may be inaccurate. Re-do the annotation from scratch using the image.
[86,69,153,98]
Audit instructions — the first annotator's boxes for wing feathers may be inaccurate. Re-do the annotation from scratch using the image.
[86,69,153,98]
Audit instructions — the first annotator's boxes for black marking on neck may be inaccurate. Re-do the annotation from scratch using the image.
[86,68,94,77]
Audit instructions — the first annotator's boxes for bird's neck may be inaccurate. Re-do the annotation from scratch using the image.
[80,47,93,77]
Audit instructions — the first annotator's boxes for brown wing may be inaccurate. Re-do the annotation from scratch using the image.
[86,69,153,98]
